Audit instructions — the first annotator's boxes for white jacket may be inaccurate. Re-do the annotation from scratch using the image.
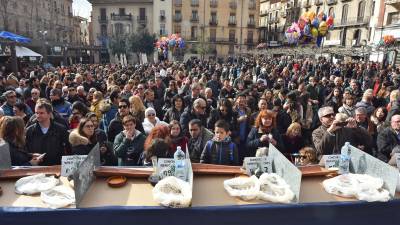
[142,117,168,134]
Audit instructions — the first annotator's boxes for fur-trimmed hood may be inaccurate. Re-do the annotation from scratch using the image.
[69,129,90,147]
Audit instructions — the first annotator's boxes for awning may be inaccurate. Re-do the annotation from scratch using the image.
[15,46,42,58]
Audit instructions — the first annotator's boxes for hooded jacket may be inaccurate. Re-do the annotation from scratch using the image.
[142,117,168,135]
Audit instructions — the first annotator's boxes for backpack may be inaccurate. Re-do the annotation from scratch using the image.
[206,140,235,163]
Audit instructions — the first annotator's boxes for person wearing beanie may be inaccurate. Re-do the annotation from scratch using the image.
[142,107,168,135]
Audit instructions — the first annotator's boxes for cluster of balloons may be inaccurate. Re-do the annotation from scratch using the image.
[155,34,185,61]
[285,11,334,47]
[155,33,185,52]
[378,35,395,47]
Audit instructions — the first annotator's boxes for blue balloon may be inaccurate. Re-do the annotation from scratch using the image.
[179,40,185,48]
[312,18,319,28]
[304,24,311,36]
[169,39,176,47]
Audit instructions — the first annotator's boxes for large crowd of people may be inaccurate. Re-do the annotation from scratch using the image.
[1,56,400,167]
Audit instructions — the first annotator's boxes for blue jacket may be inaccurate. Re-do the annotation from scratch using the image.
[200,138,239,166]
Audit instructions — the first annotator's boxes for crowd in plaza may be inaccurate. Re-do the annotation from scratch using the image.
[1,55,400,167]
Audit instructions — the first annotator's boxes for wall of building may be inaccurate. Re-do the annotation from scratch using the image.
[153,0,172,38]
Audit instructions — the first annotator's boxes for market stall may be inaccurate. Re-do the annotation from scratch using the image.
[0,144,399,225]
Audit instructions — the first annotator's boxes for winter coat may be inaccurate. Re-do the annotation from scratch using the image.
[312,125,373,157]
[7,141,33,166]
[26,121,70,165]
[200,138,239,165]
[188,127,214,163]
[180,108,207,137]
[206,108,238,131]
[386,101,400,123]
[377,127,400,162]
[338,104,356,118]
[113,130,146,166]
[282,135,305,155]
[52,98,72,119]
[246,127,285,157]
[163,107,184,124]
[142,117,169,135]
[90,100,103,120]
[108,113,145,143]
[170,136,189,157]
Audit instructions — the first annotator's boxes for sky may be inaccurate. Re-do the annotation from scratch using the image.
[72,0,92,20]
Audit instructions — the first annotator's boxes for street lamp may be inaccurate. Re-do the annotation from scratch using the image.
[38,30,48,64]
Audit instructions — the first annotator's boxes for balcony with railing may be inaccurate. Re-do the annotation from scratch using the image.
[174,14,182,22]
[327,0,337,5]
[268,17,278,23]
[111,13,132,21]
[174,0,182,7]
[137,16,147,24]
[248,20,256,28]
[191,0,199,7]
[335,16,371,27]
[208,37,237,43]
[228,19,237,26]
[98,16,108,23]
[229,1,237,9]
[281,11,287,17]
[210,0,218,8]
[209,19,218,26]
[190,16,199,22]
[260,10,268,16]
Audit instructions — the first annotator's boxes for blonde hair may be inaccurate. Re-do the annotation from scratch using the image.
[129,95,145,113]
[390,90,400,102]
[286,122,301,137]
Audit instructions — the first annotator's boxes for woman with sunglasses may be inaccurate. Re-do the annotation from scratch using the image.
[142,107,168,135]
[69,117,98,155]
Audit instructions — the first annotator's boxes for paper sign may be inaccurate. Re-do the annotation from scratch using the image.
[243,156,272,176]
[74,144,100,207]
[0,141,11,170]
[157,158,175,179]
[320,155,340,169]
[61,155,87,177]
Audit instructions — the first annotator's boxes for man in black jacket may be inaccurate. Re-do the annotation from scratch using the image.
[26,100,70,165]
[180,98,207,137]
[377,114,400,162]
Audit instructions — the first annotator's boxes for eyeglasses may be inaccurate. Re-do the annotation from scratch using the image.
[119,105,128,109]
[147,113,155,117]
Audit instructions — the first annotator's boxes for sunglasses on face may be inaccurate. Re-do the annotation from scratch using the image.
[147,113,155,117]
[119,105,128,109]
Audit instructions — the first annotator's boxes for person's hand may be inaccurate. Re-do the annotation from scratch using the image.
[346,118,357,128]
[124,130,134,140]
[312,99,319,104]
[260,134,268,142]
[327,120,341,134]
[30,155,43,166]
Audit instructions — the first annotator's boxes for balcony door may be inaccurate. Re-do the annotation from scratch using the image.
[341,4,348,24]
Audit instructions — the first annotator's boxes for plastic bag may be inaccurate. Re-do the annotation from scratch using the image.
[323,174,390,202]
[41,185,75,209]
[258,173,294,203]
[152,176,192,208]
[15,174,59,195]
[223,175,260,201]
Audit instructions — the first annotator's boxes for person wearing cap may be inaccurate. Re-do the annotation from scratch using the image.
[142,107,168,135]
[49,88,72,120]
[312,106,373,157]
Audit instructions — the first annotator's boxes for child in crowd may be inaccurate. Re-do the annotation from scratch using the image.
[200,120,238,165]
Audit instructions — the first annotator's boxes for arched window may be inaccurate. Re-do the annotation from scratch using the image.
[328,7,334,17]
[357,1,366,21]
[341,4,348,24]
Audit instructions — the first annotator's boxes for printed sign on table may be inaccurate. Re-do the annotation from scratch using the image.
[243,156,272,176]
[61,155,87,177]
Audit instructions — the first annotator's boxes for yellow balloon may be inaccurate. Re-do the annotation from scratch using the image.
[311,27,318,37]
[319,21,328,36]
[308,12,316,21]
